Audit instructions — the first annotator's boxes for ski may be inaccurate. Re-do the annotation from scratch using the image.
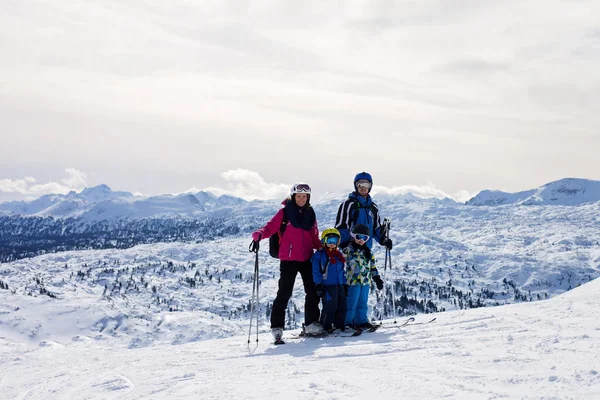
[405,317,437,326]
[367,323,384,333]
[287,328,362,341]
[283,317,436,342]
[371,316,437,331]
[376,317,436,331]
[371,317,415,331]
[274,338,286,345]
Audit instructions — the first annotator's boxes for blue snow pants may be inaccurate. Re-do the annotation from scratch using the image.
[345,284,370,326]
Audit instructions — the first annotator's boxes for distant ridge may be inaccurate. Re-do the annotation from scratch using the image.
[0,185,249,219]
[1,178,599,219]
[466,178,600,206]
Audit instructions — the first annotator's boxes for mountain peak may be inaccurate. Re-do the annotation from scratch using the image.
[467,177,600,206]
[80,184,112,195]
[79,184,133,202]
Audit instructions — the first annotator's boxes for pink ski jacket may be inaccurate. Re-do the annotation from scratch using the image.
[255,206,322,262]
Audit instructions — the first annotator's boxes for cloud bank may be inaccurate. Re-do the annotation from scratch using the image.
[202,169,470,202]
[372,183,473,202]
[0,169,88,200]
[202,169,290,200]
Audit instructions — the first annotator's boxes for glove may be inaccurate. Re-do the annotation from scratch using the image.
[315,283,323,297]
[380,237,393,250]
[251,231,262,242]
[343,284,349,297]
[373,275,384,290]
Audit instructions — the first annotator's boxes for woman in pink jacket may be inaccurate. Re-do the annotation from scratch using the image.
[251,183,323,342]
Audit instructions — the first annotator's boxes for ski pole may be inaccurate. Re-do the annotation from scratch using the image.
[382,218,397,323]
[387,247,397,323]
[377,218,390,324]
[247,239,260,345]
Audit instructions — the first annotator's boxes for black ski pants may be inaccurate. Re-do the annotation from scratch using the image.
[270,259,320,329]
[320,284,347,331]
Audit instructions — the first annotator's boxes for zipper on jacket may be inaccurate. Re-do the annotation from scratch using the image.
[288,243,293,258]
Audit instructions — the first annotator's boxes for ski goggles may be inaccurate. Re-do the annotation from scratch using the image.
[293,183,311,193]
[325,235,339,245]
[351,233,370,242]
[356,181,372,189]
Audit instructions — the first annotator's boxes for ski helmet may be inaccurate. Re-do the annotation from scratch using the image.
[353,172,373,192]
[321,227,341,246]
[290,182,311,204]
[351,224,370,236]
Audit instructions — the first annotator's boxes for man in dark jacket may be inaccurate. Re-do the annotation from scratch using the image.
[334,172,393,251]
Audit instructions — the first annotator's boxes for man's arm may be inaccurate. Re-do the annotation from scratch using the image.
[334,199,353,247]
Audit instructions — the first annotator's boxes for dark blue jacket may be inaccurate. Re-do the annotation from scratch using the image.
[334,192,383,249]
[312,249,346,286]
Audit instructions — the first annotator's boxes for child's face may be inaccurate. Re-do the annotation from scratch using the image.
[326,242,337,249]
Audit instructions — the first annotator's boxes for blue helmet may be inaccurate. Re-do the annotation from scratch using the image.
[353,172,373,192]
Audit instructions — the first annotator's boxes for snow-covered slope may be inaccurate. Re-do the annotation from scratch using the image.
[1,199,599,348]
[467,178,600,206]
[1,275,599,399]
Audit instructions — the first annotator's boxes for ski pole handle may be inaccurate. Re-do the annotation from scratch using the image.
[249,240,260,253]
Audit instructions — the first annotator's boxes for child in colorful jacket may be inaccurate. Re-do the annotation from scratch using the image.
[343,224,384,329]
[311,228,348,333]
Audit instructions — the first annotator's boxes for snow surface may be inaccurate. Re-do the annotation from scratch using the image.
[1,276,599,399]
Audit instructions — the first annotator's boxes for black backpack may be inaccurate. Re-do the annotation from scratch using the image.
[268,211,289,259]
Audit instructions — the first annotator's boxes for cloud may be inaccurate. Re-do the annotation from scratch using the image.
[203,169,290,200]
[61,168,88,189]
[372,182,473,202]
[0,169,89,199]
[202,170,474,202]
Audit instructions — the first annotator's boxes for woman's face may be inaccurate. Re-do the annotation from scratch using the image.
[294,193,308,207]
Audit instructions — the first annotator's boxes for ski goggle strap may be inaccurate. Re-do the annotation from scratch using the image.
[351,233,370,242]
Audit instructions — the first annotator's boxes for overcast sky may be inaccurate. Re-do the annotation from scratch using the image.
[2,0,599,203]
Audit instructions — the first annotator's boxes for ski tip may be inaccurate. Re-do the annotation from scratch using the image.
[274,339,286,345]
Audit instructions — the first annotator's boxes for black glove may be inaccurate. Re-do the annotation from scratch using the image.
[373,275,384,290]
[315,283,323,297]
[343,284,349,297]
[380,237,393,250]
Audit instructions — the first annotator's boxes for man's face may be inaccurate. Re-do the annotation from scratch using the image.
[356,180,371,197]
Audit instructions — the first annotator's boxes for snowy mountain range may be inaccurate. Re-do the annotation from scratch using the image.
[466,177,600,206]
[2,177,599,219]
[0,184,249,219]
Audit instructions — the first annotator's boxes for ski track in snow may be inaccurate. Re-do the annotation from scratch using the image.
[2,279,600,399]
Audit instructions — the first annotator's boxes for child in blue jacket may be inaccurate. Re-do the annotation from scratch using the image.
[312,228,348,333]
[343,224,384,329]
